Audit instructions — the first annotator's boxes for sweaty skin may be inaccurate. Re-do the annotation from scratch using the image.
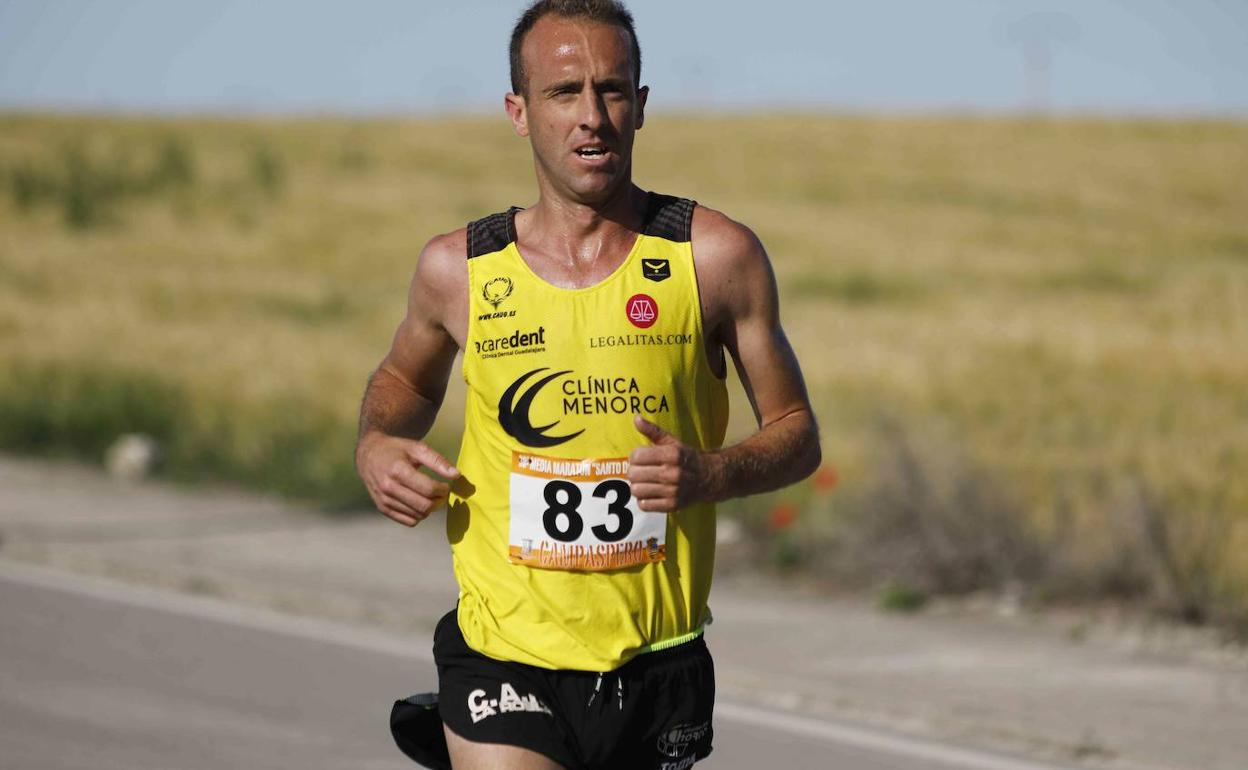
[354,13,820,770]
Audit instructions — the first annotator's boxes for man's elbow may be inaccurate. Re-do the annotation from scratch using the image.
[792,410,822,482]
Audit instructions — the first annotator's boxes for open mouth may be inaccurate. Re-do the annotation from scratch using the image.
[575,145,610,158]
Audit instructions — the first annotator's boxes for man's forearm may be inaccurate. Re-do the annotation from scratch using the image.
[704,409,821,503]
[356,365,441,449]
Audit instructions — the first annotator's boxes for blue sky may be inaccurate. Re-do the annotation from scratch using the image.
[1,0,1245,115]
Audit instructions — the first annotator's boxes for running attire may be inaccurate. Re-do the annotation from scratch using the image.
[432,608,714,770]
[391,193,727,769]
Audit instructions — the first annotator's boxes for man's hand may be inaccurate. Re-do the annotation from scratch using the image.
[356,434,460,527]
[627,416,721,512]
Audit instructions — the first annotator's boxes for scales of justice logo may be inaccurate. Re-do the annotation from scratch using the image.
[626,293,658,329]
[483,277,513,310]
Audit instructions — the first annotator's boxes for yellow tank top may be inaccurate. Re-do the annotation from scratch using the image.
[447,193,729,671]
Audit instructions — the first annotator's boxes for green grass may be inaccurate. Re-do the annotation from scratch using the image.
[0,358,372,509]
[785,269,930,304]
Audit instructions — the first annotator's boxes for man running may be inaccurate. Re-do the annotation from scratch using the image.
[356,2,820,768]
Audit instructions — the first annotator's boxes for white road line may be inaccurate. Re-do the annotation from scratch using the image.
[0,558,435,662]
[2,558,1075,770]
[716,702,1075,770]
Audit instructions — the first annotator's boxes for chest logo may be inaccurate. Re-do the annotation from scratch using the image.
[482,277,513,309]
[641,258,671,282]
[626,294,658,329]
[498,368,585,448]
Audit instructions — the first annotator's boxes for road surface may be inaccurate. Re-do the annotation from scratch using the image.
[2,455,1245,770]
[1,562,1072,770]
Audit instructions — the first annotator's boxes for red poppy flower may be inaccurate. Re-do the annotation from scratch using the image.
[768,502,798,531]
[813,465,839,492]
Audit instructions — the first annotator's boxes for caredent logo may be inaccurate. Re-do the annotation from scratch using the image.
[474,326,545,359]
[498,367,670,448]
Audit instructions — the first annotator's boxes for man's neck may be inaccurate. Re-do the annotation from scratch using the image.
[520,184,648,265]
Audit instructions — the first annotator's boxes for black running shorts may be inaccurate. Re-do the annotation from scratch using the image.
[430,608,714,770]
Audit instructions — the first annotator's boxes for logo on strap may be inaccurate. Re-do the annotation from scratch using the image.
[642,258,671,282]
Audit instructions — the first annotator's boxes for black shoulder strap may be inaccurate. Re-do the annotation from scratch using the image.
[468,197,695,256]
[642,193,696,243]
[466,207,521,259]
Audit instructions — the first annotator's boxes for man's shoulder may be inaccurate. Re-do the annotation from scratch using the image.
[413,227,469,296]
[690,203,766,267]
[688,203,775,321]
[422,227,468,262]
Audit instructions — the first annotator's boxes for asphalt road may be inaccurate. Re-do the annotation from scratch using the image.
[0,562,1072,770]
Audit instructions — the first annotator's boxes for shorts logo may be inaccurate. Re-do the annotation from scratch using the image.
[498,368,585,448]
[657,721,710,758]
[467,683,553,724]
[642,258,671,282]
[626,294,658,329]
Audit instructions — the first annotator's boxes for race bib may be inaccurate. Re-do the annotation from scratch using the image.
[508,451,667,571]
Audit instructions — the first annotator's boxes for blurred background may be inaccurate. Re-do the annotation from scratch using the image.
[1,0,1246,636]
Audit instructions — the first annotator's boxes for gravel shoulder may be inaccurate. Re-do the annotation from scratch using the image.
[2,455,1245,770]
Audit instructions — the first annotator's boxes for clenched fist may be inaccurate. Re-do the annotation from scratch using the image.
[356,434,460,527]
[626,416,720,512]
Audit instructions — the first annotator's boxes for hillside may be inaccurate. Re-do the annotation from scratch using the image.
[2,112,1245,628]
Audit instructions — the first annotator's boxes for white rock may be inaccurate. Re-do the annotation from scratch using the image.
[716,517,743,546]
[105,433,162,481]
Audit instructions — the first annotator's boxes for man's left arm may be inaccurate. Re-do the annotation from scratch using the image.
[628,206,821,511]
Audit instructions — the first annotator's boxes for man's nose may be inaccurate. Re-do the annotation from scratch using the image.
[578,91,608,131]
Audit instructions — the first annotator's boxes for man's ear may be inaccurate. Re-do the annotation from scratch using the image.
[635,85,649,130]
[505,92,529,138]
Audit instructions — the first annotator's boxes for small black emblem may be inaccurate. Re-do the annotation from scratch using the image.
[483,277,513,309]
[641,258,670,283]
[498,368,584,448]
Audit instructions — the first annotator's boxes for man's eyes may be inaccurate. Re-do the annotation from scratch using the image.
[549,85,627,98]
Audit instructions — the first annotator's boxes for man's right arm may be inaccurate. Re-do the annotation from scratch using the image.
[355,230,467,527]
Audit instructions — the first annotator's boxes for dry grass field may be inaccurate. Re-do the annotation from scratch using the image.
[1,112,1245,629]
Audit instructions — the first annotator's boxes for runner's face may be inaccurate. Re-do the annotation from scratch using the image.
[506,16,647,204]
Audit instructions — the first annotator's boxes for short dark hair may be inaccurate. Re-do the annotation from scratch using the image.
[509,0,642,96]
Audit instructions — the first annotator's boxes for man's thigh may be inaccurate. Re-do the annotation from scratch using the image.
[444,724,567,770]
[434,610,579,768]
